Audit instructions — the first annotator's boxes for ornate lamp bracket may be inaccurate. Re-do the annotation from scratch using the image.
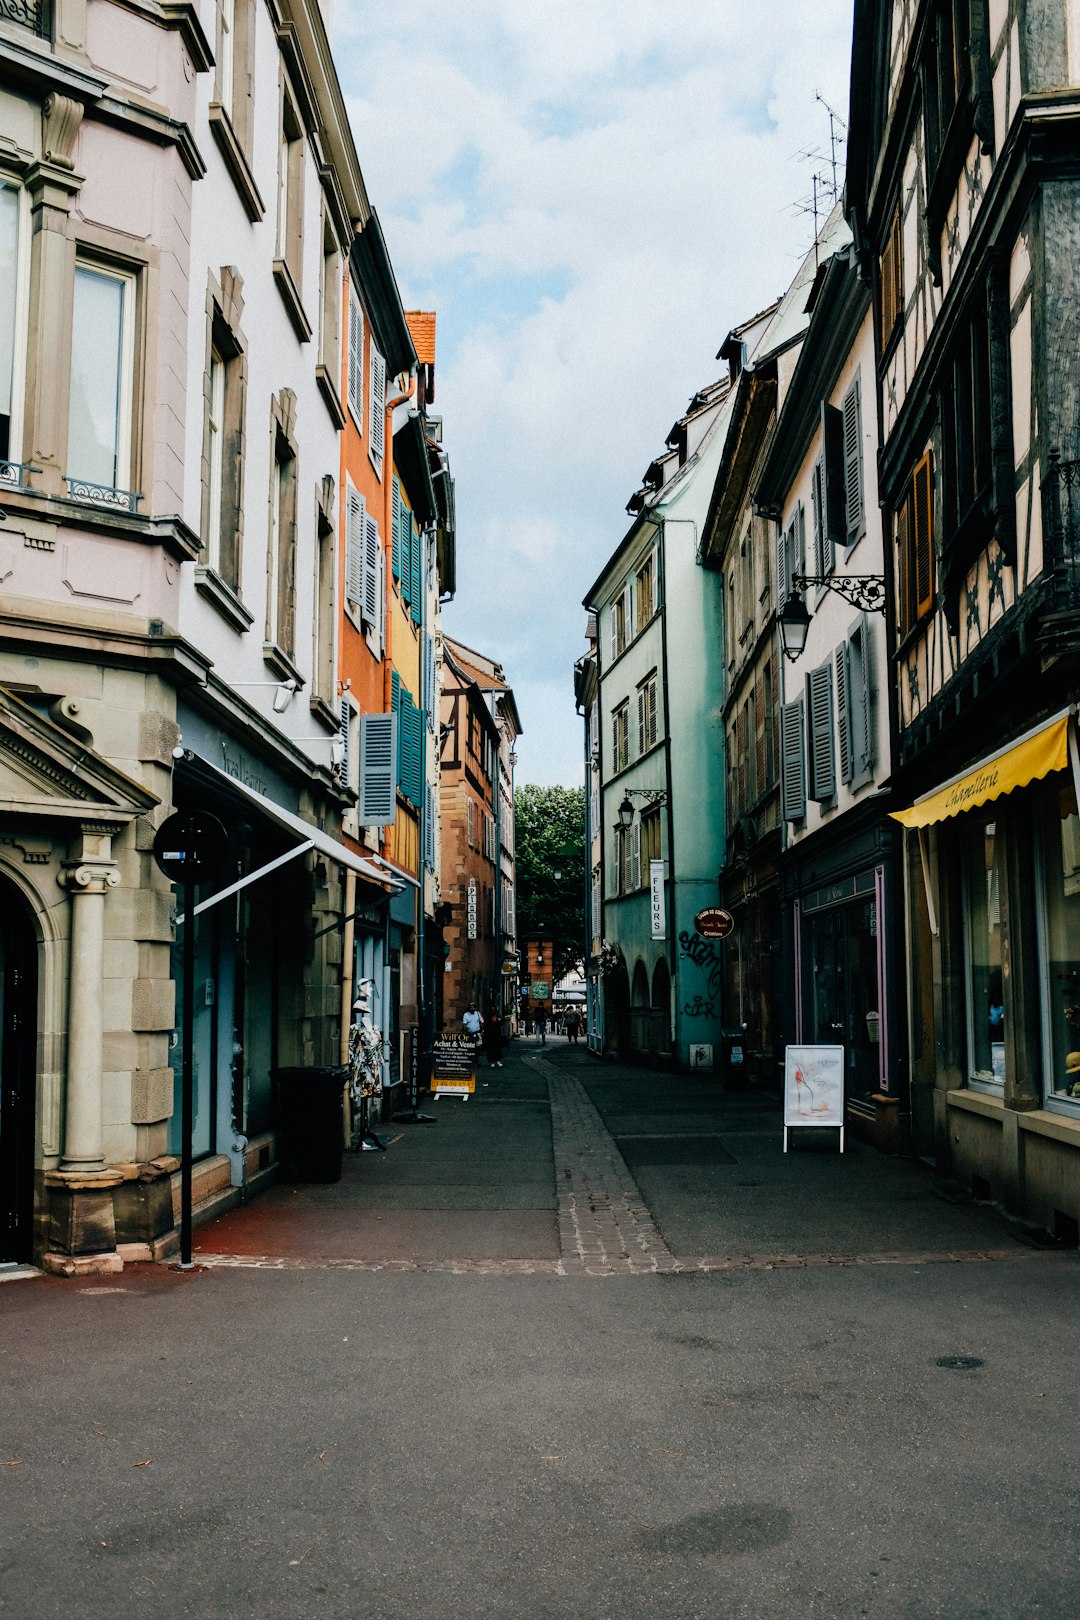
[791,572,887,614]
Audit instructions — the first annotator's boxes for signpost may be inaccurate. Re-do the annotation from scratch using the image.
[153,810,229,1266]
[431,1035,477,1101]
[693,906,735,940]
[650,859,666,940]
[782,1044,845,1153]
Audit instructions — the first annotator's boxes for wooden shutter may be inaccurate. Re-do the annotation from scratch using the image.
[880,208,902,347]
[912,450,934,620]
[842,377,864,544]
[807,663,835,801]
[348,293,363,426]
[370,347,386,460]
[410,513,422,624]
[821,401,846,557]
[781,699,805,821]
[835,641,852,784]
[631,821,641,890]
[392,479,402,580]
[359,713,397,826]
[637,687,646,755]
[345,485,364,605]
[363,512,380,627]
[609,602,618,664]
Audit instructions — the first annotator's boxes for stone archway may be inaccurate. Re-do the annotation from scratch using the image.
[605,960,631,1055]
[631,958,652,1054]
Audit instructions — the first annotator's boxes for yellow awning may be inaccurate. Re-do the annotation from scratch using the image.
[890,713,1071,830]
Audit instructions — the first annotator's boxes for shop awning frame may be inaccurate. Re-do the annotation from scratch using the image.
[890,708,1074,831]
[176,758,403,922]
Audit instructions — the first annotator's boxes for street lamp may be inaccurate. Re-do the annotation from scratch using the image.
[615,788,666,829]
[779,572,887,662]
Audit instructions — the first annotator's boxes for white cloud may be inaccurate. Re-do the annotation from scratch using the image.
[335,1,856,784]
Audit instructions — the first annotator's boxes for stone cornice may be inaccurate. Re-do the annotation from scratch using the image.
[96,92,206,180]
[0,485,202,563]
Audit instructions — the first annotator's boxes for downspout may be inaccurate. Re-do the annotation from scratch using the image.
[654,515,680,1060]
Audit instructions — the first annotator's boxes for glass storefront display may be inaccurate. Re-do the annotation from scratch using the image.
[1036,782,1080,1107]
[802,890,881,1104]
[959,810,1005,1088]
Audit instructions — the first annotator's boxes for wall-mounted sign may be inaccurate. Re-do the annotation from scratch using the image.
[530,981,550,1000]
[467,880,478,940]
[693,906,734,940]
[152,810,228,886]
[782,1044,845,1153]
[650,859,666,940]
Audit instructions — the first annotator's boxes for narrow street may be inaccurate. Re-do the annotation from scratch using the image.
[4,1043,1078,1620]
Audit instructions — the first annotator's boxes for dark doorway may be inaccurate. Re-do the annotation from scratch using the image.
[1,879,38,1262]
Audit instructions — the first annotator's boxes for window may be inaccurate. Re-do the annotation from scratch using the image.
[896,450,935,635]
[267,423,297,656]
[806,662,836,803]
[922,0,993,231]
[313,480,336,706]
[879,206,903,351]
[612,702,629,773]
[835,616,875,788]
[214,0,253,149]
[201,286,246,591]
[347,285,363,429]
[610,588,631,662]
[776,503,805,605]
[637,672,658,754]
[640,805,662,866]
[276,92,304,277]
[0,182,27,471]
[942,312,992,563]
[68,262,137,500]
[781,697,806,822]
[591,871,601,939]
[960,809,1005,1088]
[616,823,640,895]
[318,212,342,396]
[635,552,657,626]
[467,797,474,848]
[369,344,386,473]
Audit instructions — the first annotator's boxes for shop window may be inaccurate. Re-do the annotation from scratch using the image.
[1036,782,1080,1108]
[960,810,1006,1088]
[67,261,137,504]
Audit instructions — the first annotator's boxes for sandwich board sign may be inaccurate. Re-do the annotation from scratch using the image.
[432,1035,476,1101]
[783,1044,845,1153]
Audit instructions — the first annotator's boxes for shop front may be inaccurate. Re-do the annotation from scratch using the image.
[896,710,1080,1235]
[781,807,904,1149]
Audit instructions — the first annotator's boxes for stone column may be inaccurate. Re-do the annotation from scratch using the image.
[43,833,124,1276]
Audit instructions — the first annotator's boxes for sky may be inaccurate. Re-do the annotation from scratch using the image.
[336,1,856,787]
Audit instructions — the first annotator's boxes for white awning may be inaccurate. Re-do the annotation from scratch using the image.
[177,758,400,921]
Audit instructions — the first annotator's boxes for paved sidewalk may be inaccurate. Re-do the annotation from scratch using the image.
[194,1037,1036,1275]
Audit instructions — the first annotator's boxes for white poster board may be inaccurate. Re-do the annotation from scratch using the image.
[649,860,666,940]
[783,1044,845,1153]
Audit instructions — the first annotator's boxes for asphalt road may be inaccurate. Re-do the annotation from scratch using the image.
[3,1042,1078,1619]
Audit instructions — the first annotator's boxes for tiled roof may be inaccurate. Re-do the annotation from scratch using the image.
[406,310,436,365]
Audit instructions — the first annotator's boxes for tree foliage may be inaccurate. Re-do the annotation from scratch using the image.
[514,784,586,981]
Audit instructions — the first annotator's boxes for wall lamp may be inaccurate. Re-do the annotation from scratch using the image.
[779,572,886,662]
[615,788,667,830]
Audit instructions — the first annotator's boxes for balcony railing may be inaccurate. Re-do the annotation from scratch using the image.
[65,477,141,515]
[1,0,51,37]
[1041,449,1080,613]
[1,459,39,491]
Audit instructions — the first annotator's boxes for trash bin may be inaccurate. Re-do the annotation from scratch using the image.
[272,1066,348,1183]
[720,1027,748,1088]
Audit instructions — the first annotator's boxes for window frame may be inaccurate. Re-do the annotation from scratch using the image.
[612,701,629,774]
[0,180,30,473]
[67,257,138,502]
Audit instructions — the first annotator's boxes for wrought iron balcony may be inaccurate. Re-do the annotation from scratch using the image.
[1,0,51,38]
[1,459,39,491]
[65,477,141,515]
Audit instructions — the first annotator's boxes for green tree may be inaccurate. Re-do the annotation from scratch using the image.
[514,784,586,981]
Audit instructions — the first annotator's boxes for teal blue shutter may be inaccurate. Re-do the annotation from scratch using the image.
[392,479,402,581]
[359,713,397,826]
[409,515,422,625]
[391,669,403,792]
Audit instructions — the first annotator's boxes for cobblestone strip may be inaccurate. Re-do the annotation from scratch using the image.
[193,1248,1065,1276]
[538,1055,681,1276]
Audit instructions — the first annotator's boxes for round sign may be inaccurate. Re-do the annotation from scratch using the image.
[153,809,229,886]
[693,906,735,940]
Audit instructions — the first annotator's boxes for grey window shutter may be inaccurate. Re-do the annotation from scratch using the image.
[852,614,875,780]
[376,546,386,655]
[794,500,806,578]
[359,712,397,826]
[835,641,852,784]
[842,377,863,544]
[370,348,386,459]
[363,513,380,627]
[339,694,351,788]
[807,663,835,801]
[346,487,364,605]
[781,698,805,821]
[637,688,645,754]
[822,401,846,554]
[777,523,791,603]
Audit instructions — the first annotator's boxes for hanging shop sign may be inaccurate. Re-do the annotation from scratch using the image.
[432,1036,476,1100]
[153,810,229,886]
[782,1044,845,1153]
[650,860,666,940]
[693,906,735,940]
[530,981,550,1000]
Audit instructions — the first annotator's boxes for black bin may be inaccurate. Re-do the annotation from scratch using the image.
[272,1066,348,1183]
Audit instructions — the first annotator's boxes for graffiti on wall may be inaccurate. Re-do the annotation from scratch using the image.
[678,931,723,1019]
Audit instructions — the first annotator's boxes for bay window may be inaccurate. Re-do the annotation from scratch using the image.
[67,262,136,503]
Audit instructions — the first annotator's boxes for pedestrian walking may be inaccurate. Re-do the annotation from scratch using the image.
[484,1006,505,1068]
[462,1002,484,1065]
[565,1008,581,1044]
[534,1007,547,1045]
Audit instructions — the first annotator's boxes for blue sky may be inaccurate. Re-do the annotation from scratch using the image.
[336,1,856,786]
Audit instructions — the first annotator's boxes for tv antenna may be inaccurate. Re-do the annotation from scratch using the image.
[790,92,848,266]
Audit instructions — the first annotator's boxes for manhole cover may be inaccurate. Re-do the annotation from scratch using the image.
[934,1355,984,1371]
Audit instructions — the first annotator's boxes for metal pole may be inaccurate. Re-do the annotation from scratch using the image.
[180,877,195,1267]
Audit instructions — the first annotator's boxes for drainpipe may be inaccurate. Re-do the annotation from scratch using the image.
[654,515,679,1058]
